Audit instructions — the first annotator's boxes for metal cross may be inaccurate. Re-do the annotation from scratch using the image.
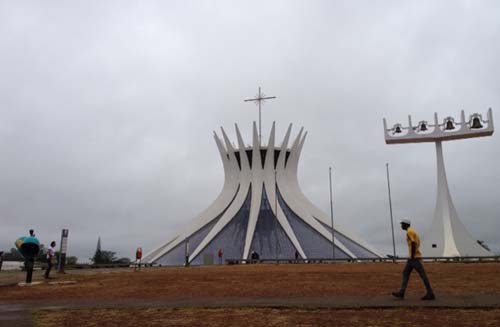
[244,87,276,143]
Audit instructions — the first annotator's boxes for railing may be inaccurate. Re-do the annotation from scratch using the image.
[69,263,134,269]
[7,257,497,271]
[225,256,500,265]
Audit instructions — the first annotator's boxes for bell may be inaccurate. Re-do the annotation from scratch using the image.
[419,121,428,131]
[471,116,483,129]
[445,119,455,130]
[393,125,402,134]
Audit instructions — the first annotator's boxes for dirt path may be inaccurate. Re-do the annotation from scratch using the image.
[4,293,500,310]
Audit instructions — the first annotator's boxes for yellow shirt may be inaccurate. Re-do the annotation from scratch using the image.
[406,227,422,258]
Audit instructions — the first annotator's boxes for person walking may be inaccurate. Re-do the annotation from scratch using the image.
[392,219,435,300]
[44,241,56,279]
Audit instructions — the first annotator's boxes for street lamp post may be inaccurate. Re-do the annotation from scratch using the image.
[385,163,396,262]
[329,167,335,261]
[275,169,279,263]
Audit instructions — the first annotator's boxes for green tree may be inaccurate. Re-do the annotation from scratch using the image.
[91,237,117,264]
[91,236,103,263]
[100,251,117,264]
[3,248,24,261]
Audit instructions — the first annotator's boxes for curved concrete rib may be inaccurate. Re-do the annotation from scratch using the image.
[143,235,180,263]
[189,124,252,262]
[242,122,264,260]
[262,122,306,259]
[421,141,490,257]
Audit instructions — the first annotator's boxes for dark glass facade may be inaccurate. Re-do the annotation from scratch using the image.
[278,190,349,259]
[156,185,378,265]
[317,219,377,258]
[249,186,297,259]
[155,216,221,265]
[191,188,251,264]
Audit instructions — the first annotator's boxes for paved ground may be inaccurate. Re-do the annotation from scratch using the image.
[2,294,500,327]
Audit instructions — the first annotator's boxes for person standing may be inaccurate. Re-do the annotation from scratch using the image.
[217,248,223,265]
[23,229,39,283]
[392,219,435,300]
[44,241,56,279]
[135,247,143,271]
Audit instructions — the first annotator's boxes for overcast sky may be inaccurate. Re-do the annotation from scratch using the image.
[1,1,499,262]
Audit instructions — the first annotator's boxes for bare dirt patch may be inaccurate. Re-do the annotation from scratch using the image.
[2,262,500,301]
[33,307,500,327]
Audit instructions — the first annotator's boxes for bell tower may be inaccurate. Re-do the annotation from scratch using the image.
[383,109,494,257]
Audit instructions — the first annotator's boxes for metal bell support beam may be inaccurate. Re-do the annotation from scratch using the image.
[383,109,494,144]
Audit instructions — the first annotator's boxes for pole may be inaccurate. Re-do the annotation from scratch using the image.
[258,86,262,144]
[58,229,69,273]
[386,163,396,262]
[25,258,34,284]
[329,167,335,260]
[184,238,190,267]
[274,169,279,263]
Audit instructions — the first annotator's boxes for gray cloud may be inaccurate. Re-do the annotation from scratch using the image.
[1,1,499,261]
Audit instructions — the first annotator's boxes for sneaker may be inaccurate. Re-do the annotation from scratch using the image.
[392,291,404,299]
[421,293,436,300]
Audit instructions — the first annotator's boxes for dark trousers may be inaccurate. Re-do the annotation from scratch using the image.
[44,259,53,278]
[400,259,433,294]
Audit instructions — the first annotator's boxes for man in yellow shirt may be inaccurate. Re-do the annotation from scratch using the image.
[392,219,435,300]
